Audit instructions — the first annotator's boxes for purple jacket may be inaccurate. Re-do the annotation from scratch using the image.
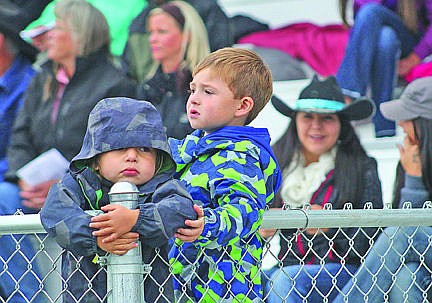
[354,0,432,58]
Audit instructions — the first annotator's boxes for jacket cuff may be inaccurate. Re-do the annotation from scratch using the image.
[404,174,426,191]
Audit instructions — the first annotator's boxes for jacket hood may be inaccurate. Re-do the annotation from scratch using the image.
[71,97,174,172]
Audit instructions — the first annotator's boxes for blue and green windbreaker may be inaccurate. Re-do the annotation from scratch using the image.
[169,126,282,302]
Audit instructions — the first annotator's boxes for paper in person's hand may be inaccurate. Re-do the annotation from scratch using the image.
[17,148,69,187]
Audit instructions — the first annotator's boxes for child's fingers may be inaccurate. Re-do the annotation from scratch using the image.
[120,232,140,240]
[101,231,139,243]
[176,227,192,236]
[174,232,196,242]
[101,204,121,212]
[90,213,110,222]
[91,204,124,222]
[105,235,139,254]
[193,204,204,217]
[175,227,201,242]
[111,242,138,255]
[101,232,120,243]
[92,227,115,237]
[184,218,204,228]
[89,221,111,229]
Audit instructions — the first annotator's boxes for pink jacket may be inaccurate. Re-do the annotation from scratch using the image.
[238,22,349,76]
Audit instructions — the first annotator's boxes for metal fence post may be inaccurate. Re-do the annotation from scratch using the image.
[106,181,146,303]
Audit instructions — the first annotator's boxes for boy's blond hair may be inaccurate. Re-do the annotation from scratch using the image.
[193,47,273,125]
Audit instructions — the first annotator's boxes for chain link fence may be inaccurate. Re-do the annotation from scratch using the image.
[1,203,431,303]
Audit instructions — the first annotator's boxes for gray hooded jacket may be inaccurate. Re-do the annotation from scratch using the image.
[40,97,196,303]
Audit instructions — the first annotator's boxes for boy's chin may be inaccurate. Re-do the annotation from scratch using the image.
[113,177,143,186]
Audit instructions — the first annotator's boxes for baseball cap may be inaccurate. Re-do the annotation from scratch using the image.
[20,22,55,39]
[380,76,432,121]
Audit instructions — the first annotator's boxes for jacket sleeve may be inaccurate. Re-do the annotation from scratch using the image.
[40,176,98,257]
[399,174,430,208]
[132,179,196,248]
[196,156,267,248]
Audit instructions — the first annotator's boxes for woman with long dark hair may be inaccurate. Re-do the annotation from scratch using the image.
[263,76,383,303]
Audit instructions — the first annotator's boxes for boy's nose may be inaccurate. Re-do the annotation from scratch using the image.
[125,148,138,161]
[188,94,199,104]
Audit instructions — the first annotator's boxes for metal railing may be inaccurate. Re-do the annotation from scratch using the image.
[0,203,431,303]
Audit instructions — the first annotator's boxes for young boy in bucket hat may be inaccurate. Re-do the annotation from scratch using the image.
[168,47,282,302]
[40,97,197,303]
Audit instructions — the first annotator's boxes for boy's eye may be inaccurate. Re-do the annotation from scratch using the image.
[138,147,151,153]
[187,89,194,94]
[204,89,213,95]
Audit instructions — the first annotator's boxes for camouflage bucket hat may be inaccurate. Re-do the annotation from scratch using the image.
[71,97,172,166]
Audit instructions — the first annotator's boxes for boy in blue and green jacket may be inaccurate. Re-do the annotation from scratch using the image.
[169,47,282,302]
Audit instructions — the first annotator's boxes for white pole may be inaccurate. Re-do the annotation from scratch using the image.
[106,181,146,303]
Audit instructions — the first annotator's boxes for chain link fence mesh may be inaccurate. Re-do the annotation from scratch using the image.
[1,205,431,302]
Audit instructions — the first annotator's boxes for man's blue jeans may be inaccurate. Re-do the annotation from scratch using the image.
[332,226,432,303]
[264,263,357,303]
[336,3,420,137]
[0,181,45,302]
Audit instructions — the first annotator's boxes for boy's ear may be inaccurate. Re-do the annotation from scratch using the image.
[235,96,254,118]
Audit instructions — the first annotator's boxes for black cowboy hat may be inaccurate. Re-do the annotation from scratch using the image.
[0,2,39,61]
[272,75,375,121]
